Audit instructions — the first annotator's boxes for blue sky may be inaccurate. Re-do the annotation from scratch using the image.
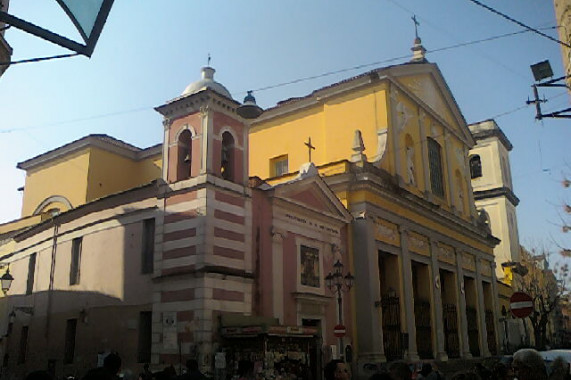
[0,1,569,261]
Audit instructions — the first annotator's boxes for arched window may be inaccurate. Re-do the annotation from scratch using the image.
[469,155,482,179]
[177,130,192,181]
[427,138,444,197]
[221,131,234,181]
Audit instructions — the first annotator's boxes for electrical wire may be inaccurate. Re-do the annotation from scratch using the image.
[0,52,80,67]
[465,0,571,49]
[0,28,559,135]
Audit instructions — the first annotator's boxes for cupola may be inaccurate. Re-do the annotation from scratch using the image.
[181,66,233,99]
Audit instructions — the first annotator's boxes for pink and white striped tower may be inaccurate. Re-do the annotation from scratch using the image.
[153,67,253,369]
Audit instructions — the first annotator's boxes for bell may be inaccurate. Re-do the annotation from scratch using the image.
[183,153,191,163]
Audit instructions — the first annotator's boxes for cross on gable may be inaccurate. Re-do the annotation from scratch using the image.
[304,137,316,162]
[412,15,420,39]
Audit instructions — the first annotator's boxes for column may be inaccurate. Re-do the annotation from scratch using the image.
[398,226,419,361]
[489,262,501,355]
[271,227,286,323]
[455,253,472,358]
[475,258,491,356]
[429,240,448,361]
[353,216,386,366]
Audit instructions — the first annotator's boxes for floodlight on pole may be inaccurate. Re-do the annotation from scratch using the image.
[526,59,571,120]
[530,60,554,82]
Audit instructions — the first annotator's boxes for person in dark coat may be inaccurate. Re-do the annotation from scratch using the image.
[179,359,205,380]
[82,353,122,380]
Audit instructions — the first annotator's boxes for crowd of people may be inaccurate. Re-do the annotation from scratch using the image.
[17,348,571,380]
[325,348,570,380]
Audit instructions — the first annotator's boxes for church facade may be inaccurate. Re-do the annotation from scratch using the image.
[0,48,503,379]
[249,43,501,371]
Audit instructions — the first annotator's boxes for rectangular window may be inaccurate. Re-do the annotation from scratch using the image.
[17,326,28,364]
[26,253,36,295]
[300,245,320,288]
[428,138,445,197]
[70,237,82,285]
[142,219,155,274]
[64,319,77,364]
[271,155,288,177]
[137,311,152,363]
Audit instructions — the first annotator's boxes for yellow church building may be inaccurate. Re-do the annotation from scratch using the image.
[249,39,500,367]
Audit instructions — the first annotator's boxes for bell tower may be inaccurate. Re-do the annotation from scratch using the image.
[156,66,250,185]
[152,67,260,369]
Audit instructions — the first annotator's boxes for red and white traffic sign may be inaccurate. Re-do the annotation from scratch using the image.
[334,324,346,338]
[510,292,534,318]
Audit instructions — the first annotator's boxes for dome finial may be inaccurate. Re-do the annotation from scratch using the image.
[207,53,211,67]
[410,15,427,63]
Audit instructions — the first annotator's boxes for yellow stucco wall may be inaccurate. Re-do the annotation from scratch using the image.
[20,147,161,219]
[20,150,90,217]
[250,84,389,179]
[86,148,161,202]
[251,74,474,223]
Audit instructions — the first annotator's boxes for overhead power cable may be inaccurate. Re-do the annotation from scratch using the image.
[466,0,571,49]
[0,28,556,135]
[0,52,80,67]
[249,27,550,96]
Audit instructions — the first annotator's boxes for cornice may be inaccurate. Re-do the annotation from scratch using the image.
[474,186,519,206]
[17,135,159,171]
[155,88,242,122]
[324,161,498,248]
[468,120,513,151]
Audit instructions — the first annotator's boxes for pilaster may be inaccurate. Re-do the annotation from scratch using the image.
[444,131,455,209]
[455,254,472,358]
[429,240,448,361]
[162,118,172,181]
[475,258,491,356]
[271,227,286,323]
[398,226,419,361]
[200,105,212,175]
[418,110,430,195]
[490,261,501,355]
[389,86,403,185]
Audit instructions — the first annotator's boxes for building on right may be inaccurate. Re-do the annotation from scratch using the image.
[554,0,571,96]
[468,119,528,351]
[468,119,520,283]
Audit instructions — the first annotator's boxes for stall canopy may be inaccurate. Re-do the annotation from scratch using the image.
[0,0,114,57]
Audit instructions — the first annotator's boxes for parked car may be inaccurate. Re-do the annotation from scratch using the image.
[539,350,571,374]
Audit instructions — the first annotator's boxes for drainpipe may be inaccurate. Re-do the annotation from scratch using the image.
[45,221,59,339]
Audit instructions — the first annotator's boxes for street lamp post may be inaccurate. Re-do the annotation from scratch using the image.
[325,260,354,361]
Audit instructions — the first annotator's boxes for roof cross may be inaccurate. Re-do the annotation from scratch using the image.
[412,15,420,39]
[207,53,211,66]
[304,137,316,163]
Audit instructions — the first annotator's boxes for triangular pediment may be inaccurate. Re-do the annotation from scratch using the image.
[384,63,474,146]
[270,175,351,223]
